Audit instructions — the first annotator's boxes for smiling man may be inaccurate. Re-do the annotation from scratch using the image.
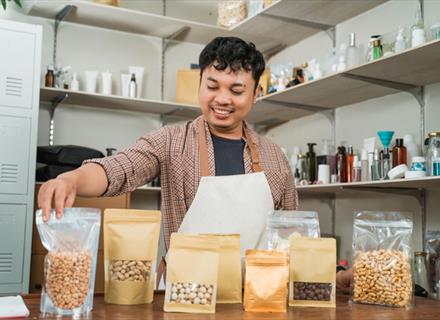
[37,37,298,250]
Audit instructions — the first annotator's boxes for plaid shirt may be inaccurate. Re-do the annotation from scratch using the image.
[85,116,298,249]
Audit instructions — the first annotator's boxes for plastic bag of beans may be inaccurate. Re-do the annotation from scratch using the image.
[36,208,101,317]
[351,211,413,308]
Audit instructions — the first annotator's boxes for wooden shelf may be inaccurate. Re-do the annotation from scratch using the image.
[296,176,440,195]
[40,87,201,118]
[250,39,440,127]
[27,0,385,53]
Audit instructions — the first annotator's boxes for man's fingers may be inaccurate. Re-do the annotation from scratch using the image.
[53,187,67,219]
[38,183,55,222]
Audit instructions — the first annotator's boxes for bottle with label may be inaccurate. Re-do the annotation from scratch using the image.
[352,155,362,182]
[426,132,440,176]
[392,138,407,167]
[129,73,137,98]
[366,35,381,61]
[372,38,383,60]
[346,32,360,68]
[360,149,370,182]
[306,143,317,183]
[411,2,426,48]
[45,65,55,87]
[336,146,348,183]
[394,26,407,53]
[346,146,354,183]
[372,149,382,181]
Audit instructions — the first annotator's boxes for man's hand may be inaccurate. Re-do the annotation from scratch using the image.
[37,175,78,222]
[336,268,353,294]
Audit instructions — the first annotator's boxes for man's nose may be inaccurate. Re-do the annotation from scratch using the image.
[214,89,232,105]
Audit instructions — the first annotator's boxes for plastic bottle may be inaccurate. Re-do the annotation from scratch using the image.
[346,146,354,183]
[372,149,381,181]
[290,146,300,173]
[346,32,360,68]
[314,63,323,80]
[70,72,79,91]
[392,138,407,168]
[352,155,362,182]
[394,26,407,53]
[45,65,55,87]
[361,149,370,182]
[411,2,426,48]
[336,146,348,183]
[404,134,419,168]
[306,143,317,183]
[129,73,137,98]
[336,55,347,72]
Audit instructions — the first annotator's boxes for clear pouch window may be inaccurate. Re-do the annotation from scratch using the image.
[36,208,101,317]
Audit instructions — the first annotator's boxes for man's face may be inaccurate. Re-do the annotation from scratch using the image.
[198,64,258,133]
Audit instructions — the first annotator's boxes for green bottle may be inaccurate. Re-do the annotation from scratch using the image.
[306,143,317,183]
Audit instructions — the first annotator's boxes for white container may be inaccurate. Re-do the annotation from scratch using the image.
[101,71,112,95]
[84,71,98,93]
[387,164,408,180]
[120,73,131,97]
[128,66,144,98]
[70,72,79,91]
[317,164,330,184]
[411,28,426,47]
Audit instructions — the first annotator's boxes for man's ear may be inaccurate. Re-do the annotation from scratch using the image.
[253,85,262,103]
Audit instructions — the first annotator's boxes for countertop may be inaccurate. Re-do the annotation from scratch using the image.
[21,292,440,319]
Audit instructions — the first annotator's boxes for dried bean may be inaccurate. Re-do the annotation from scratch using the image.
[353,249,412,307]
[169,282,214,305]
[109,260,151,282]
[293,282,332,301]
[45,251,91,309]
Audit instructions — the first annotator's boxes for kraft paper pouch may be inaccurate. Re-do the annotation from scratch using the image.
[289,237,336,308]
[201,234,241,303]
[164,233,220,314]
[244,250,288,312]
[104,209,161,305]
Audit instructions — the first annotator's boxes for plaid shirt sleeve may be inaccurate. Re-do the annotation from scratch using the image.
[83,127,167,197]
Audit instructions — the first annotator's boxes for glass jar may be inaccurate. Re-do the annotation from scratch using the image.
[217,0,247,28]
[426,132,440,176]
[414,251,430,293]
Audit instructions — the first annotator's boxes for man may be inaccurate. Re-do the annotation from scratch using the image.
[38,37,298,250]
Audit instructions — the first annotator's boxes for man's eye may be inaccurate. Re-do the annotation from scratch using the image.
[232,90,244,95]
[207,86,217,90]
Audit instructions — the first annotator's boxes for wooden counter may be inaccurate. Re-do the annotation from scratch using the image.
[22,292,440,319]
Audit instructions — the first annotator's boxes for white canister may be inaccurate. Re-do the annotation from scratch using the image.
[318,164,330,184]
[84,71,98,93]
[101,71,112,95]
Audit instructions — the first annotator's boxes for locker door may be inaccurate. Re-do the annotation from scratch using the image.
[0,204,26,284]
[0,115,31,195]
[0,28,36,110]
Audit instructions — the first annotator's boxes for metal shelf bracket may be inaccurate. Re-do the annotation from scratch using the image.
[48,93,68,146]
[53,5,75,67]
[160,108,184,127]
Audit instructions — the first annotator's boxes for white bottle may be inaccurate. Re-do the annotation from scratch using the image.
[394,26,407,53]
[404,134,419,168]
[361,149,370,182]
[70,72,79,91]
[346,32,360,68]
[314,63,323,80]
[129,73,137,98]
[290,146,300,173]
[336,55,346,72]
[411,3,426,48]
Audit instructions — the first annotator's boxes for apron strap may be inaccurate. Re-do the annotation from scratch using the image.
[198,119,262,176]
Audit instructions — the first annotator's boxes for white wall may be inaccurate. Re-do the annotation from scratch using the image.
[267,0,440,260]
[2,0,440,262]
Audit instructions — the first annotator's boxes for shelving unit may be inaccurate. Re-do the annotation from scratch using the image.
[40,87,201,118]
[27,0,385,54]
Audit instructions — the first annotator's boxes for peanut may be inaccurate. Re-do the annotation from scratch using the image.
[109,260,151,282]
[353,249,412,307]
[169,282,214,305]
[44,251,92,309]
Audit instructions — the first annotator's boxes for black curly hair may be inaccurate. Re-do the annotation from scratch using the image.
[199,37,265,91]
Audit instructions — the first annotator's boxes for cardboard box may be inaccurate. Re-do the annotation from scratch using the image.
[175,68,271,104]
[176,69,200,105]
[32,184,131,254]
[30,251,105,293]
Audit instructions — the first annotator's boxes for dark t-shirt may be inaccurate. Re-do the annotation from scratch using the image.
[211,134,245,176]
